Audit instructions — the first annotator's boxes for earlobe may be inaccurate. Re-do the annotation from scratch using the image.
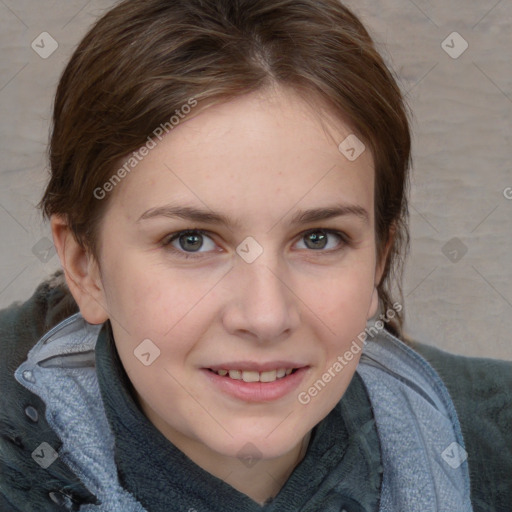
[50,215,109,325]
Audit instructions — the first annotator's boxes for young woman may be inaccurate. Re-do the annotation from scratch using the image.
[1,1,510,511]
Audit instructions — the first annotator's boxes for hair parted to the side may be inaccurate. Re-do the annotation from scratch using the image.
[39,0,412,337]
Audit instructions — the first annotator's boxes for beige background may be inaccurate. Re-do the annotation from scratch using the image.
[1,0,511,360]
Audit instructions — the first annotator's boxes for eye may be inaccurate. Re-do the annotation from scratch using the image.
[162,229,217,258]
[295,229,347,252]
[161,228,349,260]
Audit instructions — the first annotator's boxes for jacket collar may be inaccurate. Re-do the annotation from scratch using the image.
[15,313,382,511]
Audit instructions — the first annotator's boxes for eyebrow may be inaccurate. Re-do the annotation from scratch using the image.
[137,203,369,227]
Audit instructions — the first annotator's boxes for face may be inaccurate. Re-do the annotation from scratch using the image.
[91,85,383,465]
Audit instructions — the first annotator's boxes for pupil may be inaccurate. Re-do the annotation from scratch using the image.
[181,233,202,251]
[307,231,326,250]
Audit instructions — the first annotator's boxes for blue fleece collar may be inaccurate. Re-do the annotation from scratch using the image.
[14,313,473,511]
[357,327,473,511]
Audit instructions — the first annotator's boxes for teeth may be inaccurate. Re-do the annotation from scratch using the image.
[260,370,277,382]
[228,370,242,380]
[242,371,260,383]
[214,367,295,382]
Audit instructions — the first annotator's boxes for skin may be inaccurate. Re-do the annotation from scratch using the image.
[52,83,391,505]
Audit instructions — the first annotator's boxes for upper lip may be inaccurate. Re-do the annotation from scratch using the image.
[206,361,308,372]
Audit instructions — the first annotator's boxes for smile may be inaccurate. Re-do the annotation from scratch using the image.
[208,368,296,383]
[202,365,309,402]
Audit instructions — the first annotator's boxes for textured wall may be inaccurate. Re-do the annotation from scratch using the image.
[1,0,511,359]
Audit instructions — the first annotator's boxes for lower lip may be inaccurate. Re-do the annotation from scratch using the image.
[201,367,309,402]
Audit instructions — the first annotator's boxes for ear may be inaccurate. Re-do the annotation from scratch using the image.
[367,224,395,319]
[50,215,109,325]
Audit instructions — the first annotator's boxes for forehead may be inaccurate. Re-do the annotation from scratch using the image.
[110,85,375,226]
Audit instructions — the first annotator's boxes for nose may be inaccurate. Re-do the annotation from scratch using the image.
[221,254,301,344]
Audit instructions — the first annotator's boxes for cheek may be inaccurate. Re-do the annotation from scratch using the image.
[101,253,181,326]
[316,260,375,318]
[101,254,223,361]
[310,259,376,360]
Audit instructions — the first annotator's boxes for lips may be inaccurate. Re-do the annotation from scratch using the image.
[202,362,310,402]
[207,361,305,373]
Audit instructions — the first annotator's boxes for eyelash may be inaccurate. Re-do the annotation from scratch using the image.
[161,228,350,260]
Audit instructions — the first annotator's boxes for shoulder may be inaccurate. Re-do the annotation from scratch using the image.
[409,338,512,511]
[0,270,78,348]
[0,271,98,511]
[0,270,80,394]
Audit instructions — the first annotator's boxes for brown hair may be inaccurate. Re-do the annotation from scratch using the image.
[39,0,412,335]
